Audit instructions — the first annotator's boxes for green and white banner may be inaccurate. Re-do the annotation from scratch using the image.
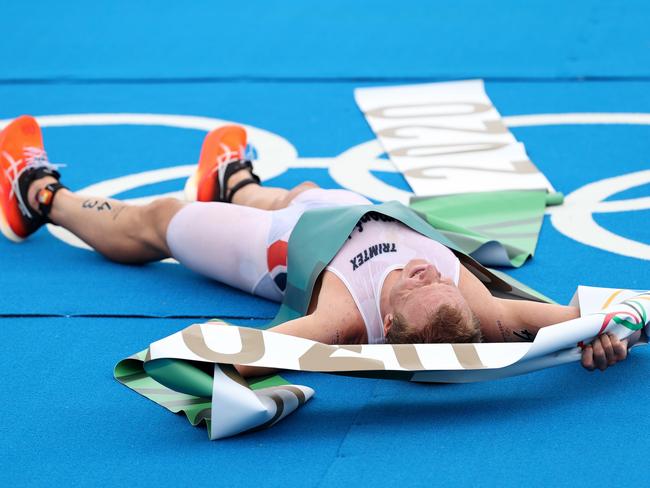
[115,286,648,440]
[410,190,563,267]
[356,80,564,266]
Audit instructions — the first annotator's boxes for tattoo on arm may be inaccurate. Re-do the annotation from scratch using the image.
[496,320,536,342]
[496,320,509,341]
[513,329,536,341]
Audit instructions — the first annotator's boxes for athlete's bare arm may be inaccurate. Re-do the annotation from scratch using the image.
[491,297,579,341]
[458,265,632,371]
[457,265,577,341]
[234,314,320,378]
[236,272,366,377]
[273,272,365,345]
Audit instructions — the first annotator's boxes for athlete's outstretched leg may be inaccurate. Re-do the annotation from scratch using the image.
[0,117,295,302]
[40,183,182,263]
[2,117,369,303]
[230,174,319,210]
[26,172,282,299]
[0,115,183,263]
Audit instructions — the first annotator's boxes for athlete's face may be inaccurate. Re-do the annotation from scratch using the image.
[387,259,471,333]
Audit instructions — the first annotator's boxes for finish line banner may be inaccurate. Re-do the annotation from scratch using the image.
[354,80,555,197]
[115,287,649,440]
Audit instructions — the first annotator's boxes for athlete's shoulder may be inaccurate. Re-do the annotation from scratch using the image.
[310,270,367,343]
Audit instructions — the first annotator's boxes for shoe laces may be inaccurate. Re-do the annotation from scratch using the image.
[212,143,254,176]
[3,147,64,218]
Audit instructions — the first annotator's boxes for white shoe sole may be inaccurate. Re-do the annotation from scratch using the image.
[183,170,198,202]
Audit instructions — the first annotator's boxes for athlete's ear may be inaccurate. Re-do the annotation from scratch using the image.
[383,313,393,337]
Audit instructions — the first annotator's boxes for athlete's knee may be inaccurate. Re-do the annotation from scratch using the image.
[275,181,319,209]
[144,198,184,224]
[294,181,319,192]
[136,198,184,249]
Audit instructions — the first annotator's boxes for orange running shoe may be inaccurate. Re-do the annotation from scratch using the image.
[191,125,260,202]
[0,115,63,242]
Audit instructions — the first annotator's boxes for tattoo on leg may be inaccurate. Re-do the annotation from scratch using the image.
[82,199,113,212]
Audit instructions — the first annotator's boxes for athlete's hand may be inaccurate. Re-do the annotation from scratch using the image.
[581,333,628,371]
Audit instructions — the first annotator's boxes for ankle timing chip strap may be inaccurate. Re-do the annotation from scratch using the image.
[36,182,67,222]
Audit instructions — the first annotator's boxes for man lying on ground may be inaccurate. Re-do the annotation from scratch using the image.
[0,116,633,375]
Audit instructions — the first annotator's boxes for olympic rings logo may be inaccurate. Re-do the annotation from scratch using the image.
[2,112,649,260]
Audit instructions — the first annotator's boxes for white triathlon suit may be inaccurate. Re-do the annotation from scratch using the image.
[166,188,460,343]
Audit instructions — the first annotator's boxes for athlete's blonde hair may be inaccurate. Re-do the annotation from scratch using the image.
[386,304,482,344]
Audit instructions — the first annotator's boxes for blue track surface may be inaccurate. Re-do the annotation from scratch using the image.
[1,2,650,487]
[4,1,649,79]
[3,317,650,487]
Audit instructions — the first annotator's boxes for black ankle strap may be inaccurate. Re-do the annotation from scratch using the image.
[36,182,67,223]
[227,178,258,203]
[220,159,260,202]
